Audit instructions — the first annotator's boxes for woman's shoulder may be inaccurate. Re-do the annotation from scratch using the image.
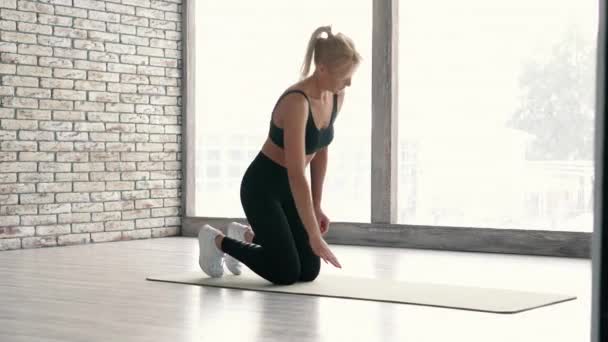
[275,82,311,110]
[282,81,310,98]
[273,84,310,117]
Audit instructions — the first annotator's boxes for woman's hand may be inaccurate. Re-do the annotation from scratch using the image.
[314,207,330,236]
[309,234,341,268]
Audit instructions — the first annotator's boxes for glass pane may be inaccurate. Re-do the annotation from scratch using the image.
[195,1,372,221]
[397,0,597,231]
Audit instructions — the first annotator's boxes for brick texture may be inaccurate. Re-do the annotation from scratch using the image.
[0,0,182,250]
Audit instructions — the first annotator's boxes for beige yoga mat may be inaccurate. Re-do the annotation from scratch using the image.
[147,272,575,314]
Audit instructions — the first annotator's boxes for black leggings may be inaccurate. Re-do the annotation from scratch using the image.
[220,152,321,285]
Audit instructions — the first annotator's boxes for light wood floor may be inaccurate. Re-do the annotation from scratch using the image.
[0,237,591,342]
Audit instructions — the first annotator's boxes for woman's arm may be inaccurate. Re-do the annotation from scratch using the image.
[310,91,344,210]
[310,147,328,210]
[280,93,321,240]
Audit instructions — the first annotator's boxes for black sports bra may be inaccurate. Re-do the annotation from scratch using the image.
[268,90,338,155]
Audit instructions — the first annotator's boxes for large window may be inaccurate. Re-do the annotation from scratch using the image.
[397,0,598,231]
[191,0,597,234]
[194,1,372,221]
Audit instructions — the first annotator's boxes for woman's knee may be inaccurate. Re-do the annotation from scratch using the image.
[269,267,301,285]
[299,258,321,282]
[266,257,301,285]
[267,262,318,285]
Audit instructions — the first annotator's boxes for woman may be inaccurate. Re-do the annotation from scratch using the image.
[198,25,361,285]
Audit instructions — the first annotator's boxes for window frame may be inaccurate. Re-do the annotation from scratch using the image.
[591,0,606,339]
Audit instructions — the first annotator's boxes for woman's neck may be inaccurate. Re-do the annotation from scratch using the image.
[305,74,331,100]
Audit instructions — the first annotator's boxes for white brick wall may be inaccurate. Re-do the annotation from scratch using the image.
[0,0,182,251]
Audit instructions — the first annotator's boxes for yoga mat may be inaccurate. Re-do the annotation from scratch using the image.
[146,272,576,314]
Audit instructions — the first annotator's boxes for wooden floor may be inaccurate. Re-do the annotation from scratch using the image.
[0,237,591,342]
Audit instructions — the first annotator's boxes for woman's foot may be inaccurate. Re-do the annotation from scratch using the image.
[198,224,225,278]
[225,222,254,275]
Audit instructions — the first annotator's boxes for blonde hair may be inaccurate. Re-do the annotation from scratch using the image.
[300,25,362,79]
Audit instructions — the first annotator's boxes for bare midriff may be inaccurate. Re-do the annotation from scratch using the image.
[259,137,316,169]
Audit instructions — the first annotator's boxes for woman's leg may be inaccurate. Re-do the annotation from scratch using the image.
[219,151,306,285]
[281,197,321,282]
[220,196,303,285]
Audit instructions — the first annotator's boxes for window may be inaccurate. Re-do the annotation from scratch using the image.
[397,0,597,231]
[194,1,372,221]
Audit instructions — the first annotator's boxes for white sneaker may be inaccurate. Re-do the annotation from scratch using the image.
[198,224,224,278]
[225,222,249,275]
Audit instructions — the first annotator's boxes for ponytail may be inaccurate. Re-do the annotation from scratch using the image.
[300,26,332,79]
